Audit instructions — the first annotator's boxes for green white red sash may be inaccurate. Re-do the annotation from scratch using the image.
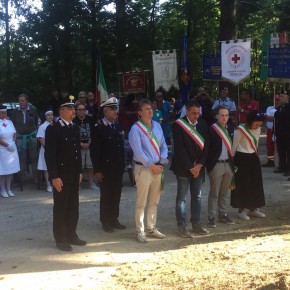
[135,120,160,159]
[212,122,232,157]
[175,118,205,150]
[237,124,258,155]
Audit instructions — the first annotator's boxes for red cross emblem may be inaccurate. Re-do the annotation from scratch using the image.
[231,54,241,64]
[2,123,7,127]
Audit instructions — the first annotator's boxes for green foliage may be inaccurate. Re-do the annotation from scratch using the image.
[0,0,288,109]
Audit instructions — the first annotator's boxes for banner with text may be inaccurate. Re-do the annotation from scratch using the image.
[202,54,222,80]
[152,50,179,91]
[221,39,251,85]
[123,72,145,92]
[268,46,290,82]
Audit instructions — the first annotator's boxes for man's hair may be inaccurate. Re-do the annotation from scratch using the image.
[137,98,152,111]
[216,106,229,114]
[78,91,87,98]
[76,103,85,110]
[18,94,29,101]
[186,99,200,110]
[241,88,252,98]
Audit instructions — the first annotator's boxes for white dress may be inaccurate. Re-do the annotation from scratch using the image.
[0,119,20,175]
[37,121,51,171]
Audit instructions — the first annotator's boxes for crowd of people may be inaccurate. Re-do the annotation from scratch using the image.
[0,86,289,252]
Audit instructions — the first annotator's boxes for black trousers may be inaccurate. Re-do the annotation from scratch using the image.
[53,181,79,243]
[276,134,290,171]
[99,172,123,226]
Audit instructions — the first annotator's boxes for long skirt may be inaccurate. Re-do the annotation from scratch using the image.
[231,151,265,209]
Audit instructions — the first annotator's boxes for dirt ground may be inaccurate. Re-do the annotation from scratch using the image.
[0,133,290,290]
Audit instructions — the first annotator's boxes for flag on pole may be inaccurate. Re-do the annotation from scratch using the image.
[179,33,192,105]
[96,49,108,106]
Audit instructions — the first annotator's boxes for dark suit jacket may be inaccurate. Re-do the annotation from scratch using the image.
[274,103,290,138]
[90,119,125,175]
[170,117,209,177]
[45,119,82,183]
[205,124,234,172]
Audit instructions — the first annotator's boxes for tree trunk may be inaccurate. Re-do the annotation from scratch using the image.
[219,0,238,41]
[4,0,11,98]
[115,0,126,72]
[150,0,157,50]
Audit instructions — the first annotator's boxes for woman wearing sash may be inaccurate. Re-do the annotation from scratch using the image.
[231,111,266,220]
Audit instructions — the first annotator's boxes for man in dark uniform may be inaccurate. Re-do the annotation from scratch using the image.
[273,92,290,177]
[90,97,126,233]
[45,102,87,252]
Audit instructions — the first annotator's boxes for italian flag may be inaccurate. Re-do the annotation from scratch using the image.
[96,52,108,106]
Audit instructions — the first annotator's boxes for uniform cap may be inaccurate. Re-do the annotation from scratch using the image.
[0,105,7,111]
[59,102,75,108]
[100,97,118,108]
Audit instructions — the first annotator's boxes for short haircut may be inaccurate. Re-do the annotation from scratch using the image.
[186,99,200,110]
[18,94,29,101]
[76,103,85,109]
[78,91,87,98]
[216,106,229,114]
[137,98,152,111]
[241,88,251,98]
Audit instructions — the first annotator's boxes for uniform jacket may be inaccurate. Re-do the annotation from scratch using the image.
[45,119,82,183]
[274,103,290,138]
[90,119,125,175]
[205,124,234,172]
[170,117,209,177]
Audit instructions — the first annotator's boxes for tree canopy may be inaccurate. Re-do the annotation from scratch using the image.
[0,0,288,108]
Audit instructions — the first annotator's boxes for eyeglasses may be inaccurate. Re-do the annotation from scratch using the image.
[77,109,86,111]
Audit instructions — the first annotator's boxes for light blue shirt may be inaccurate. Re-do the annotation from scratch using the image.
[128,120,168,168]
[212,97,236,112]
[18,105,31,124]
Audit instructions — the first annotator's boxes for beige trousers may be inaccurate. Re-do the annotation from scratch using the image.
[134,164,162,232]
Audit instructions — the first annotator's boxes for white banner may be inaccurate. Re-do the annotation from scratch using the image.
[152,50,179,91]
[221,39,251,85]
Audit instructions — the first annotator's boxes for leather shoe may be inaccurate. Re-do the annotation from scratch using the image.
[273,169,286,173]
[111,220,126,230]
[68,237,87,246]
[103,224,114,233]
[283,171,290,176]
[56,243,73,252]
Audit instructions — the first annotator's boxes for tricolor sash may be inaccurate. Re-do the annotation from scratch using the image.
[175,118,205,150]
[212,122,232,157]
[237,124,258,155]
[135,120,160,159]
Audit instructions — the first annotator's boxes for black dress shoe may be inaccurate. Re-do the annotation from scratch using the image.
[283,171,290,176]
[56,243,73,252]
[262,160,275,167]
[273,169,286,173]
[68,237,87,246]
[288,177,290,181]
[111,220,127,230]
[102,224,114,233]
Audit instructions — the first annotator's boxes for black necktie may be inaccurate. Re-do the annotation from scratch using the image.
[111,123,115,130]
[68,123,73,129]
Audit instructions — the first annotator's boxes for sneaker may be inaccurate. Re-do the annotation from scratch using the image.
[248,209,266,218]
[147,228,166,239]
[237,211,250,220]
[89,183,99,190]
[1,192,9,198]
[192,222,209,235]
[7,191,15,197]
[218,213,235,225]
[177,225,193,238]
[136,231,148,243]
[207,216,216,228]
[262,160,275,167]
[46,186,53,193]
